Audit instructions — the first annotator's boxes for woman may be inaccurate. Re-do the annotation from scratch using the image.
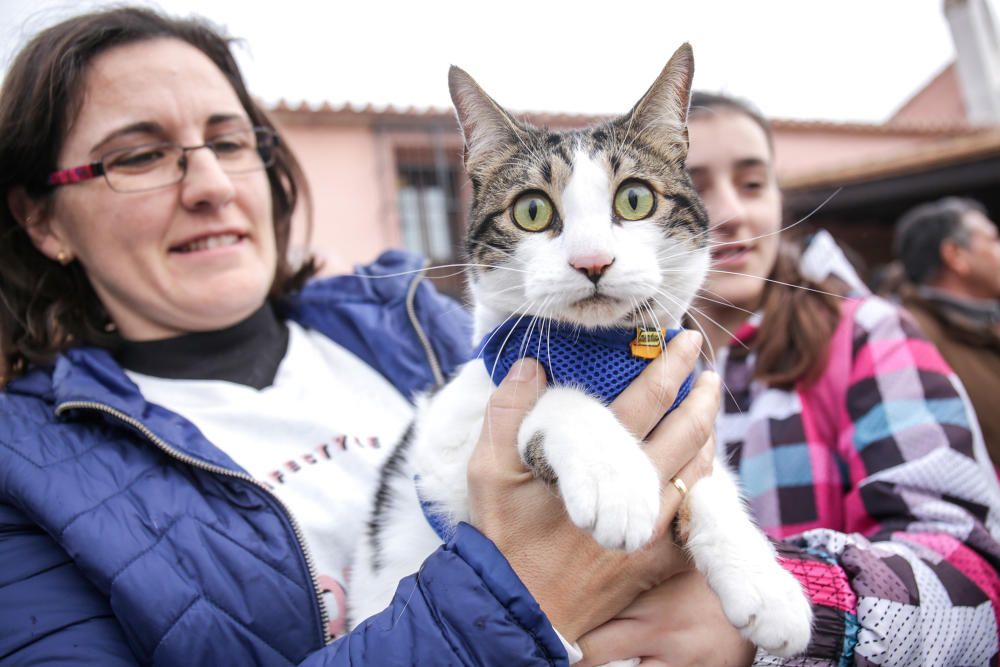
[0,8,719,665]
[578,93,1000,666]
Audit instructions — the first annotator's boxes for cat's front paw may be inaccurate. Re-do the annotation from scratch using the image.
[519,387,660,552]
[714,561,812,657]
[559,443,661,552]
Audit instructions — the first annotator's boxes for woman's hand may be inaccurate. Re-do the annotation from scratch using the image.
[467,331,720,642]
[576,569,757,667]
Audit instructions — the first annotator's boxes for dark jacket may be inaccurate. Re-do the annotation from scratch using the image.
[0,251,568,666]
[901,285,1000,463]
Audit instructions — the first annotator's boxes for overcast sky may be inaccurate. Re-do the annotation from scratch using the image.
[3,0,998,122]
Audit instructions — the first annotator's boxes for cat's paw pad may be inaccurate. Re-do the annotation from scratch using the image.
[559,447,660,552]
[714,562,812,657]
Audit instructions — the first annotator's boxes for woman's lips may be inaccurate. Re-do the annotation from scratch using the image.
[170,232,247,254]
[711,244,751,267]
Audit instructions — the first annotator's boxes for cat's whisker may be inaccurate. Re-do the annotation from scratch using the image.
[659,187,843,263]
[651,288,749,353]
[632,297,650,332]
[661,300,746,420]
[467,242,529,272]
[346,262,531,283]
[651,261,849,302]
[613,114,672,166]
[481,302,540,458]
[475,308,528,363]
[713,187,841,250]
[652,231,760,267]
[640,298,677,436]
[628,296,659,418]
[422,268,475,281]
[446,261,529,275]
[704,270,850,301]
[615,115,663,163]
[543,309,556,384]
[487,283,530,300]
[517,301,550,365]
[389,569,420,630]
[691,291,755,317]
[649,293,710,363]
[467,239,519,259]
[504,126,550,172]
[484,287,539,311]
[644,293,745,421]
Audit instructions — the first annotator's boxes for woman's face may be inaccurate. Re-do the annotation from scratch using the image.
[35,38,276,340]
[686,109,782,313]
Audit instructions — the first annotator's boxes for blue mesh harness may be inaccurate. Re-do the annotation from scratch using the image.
[418,318,696,542]
[477,318,694,407]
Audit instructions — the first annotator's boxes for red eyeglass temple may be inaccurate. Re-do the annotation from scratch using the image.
[47,162,105,187]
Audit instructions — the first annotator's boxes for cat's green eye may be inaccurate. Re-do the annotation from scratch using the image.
[512,192,555,232]
[614,181,655,221]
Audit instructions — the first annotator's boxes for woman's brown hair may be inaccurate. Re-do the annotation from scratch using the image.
[689,92,844,388]
[0,7,318,385]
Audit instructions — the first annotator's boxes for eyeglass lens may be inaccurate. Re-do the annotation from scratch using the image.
[103,128,275,193]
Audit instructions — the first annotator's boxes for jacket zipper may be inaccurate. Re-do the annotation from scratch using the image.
[55,400,332,646]
[405,260,445,388]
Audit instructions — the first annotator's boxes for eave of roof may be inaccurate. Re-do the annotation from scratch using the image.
[781,128,1000,190]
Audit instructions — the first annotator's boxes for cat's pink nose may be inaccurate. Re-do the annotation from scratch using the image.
[570,253,615,284]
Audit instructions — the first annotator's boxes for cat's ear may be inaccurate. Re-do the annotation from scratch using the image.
[623,42,695,151]
[449,66,526,169]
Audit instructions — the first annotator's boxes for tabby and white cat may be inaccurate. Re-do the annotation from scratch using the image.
[349,44,812,660]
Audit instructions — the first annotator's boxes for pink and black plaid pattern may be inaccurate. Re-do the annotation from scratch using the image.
[714,297,1000,665]
[47,163,100,186]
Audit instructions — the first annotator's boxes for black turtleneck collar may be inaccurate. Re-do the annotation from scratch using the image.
[115,304,289,390]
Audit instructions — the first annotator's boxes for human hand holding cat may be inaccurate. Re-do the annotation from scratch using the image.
[467,331,721,643]
[576,569,757,667]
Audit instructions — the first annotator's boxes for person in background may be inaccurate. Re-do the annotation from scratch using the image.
[869,260,907,302]
[577,92,1000,667]
[893,196,1000,462]
[0,7,719,664]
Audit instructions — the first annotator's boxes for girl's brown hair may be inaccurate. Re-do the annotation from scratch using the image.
[0,7,318,385]
[689,92,844,388]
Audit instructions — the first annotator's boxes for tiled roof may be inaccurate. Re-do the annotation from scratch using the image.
[268,99,975,135]
[770,118,974,135]
[269,99,608,129]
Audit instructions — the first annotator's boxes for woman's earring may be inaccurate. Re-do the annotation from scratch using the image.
[56,250,73,265]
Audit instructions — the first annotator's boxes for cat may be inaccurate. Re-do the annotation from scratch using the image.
[348,43,813,661]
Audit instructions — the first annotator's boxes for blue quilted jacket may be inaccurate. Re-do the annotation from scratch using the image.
[0,251,569,666]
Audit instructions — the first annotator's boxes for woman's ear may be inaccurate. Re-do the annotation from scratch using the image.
[7,187,74,265]
[939,237,969,276]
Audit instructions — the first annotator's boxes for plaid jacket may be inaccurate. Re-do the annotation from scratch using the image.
[714,296,1000,666]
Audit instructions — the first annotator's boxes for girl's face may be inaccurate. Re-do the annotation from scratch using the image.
[686,109,783,313]
[28,38,276,341]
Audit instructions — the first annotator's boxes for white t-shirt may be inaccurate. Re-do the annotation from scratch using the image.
[126,322,413,637]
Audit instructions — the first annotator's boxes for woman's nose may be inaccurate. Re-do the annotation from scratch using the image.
[178,147,236,209]
[705,182,746,233]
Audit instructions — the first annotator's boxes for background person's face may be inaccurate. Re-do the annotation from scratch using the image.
[957,210,1000,300]
[38,38,276,340]
[686,110,783,314]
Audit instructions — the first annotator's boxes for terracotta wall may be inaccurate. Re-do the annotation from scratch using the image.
[274,118,396,274]
[772,128,959,182]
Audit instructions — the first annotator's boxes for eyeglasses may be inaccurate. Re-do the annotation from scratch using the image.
[46,127,279,193]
